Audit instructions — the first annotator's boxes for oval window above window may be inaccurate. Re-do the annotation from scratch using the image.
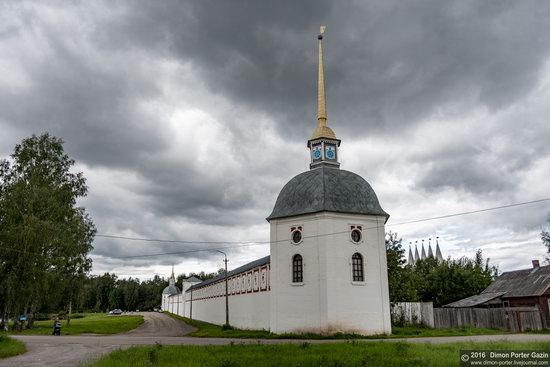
[292,230,302,244]
[351,229,362,243]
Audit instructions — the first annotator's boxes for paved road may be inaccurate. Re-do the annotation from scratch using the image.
[2,315,550,367]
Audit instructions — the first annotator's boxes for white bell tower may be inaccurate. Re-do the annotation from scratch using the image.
[267,27,391,335]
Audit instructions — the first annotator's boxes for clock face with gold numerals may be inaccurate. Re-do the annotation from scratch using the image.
[312,145,322,160]
[325,145,335,159]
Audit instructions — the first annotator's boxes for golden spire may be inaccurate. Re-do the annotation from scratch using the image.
[317,25,327,126]
[311,25,336,140]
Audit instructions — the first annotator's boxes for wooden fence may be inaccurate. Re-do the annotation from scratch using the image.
[391,302,434,327]
[433,307,544,332]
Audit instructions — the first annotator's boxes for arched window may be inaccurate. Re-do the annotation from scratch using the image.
[352,253,364,282]
[292,254,303,283]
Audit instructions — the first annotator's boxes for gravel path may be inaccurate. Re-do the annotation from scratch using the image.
[2,315,550,367]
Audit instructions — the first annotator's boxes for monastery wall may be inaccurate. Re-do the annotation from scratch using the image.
[166,293,184,316]
[167,262,271,330]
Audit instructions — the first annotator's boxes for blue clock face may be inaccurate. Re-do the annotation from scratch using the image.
[313,150,321,159]
[325,145,336,159]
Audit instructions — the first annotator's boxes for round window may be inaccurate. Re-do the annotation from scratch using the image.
[351,229,362,243]
[292,230,302,244]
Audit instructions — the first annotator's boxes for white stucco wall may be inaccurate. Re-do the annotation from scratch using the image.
[269,212,391,335]
[161,294,166,311]
[166,293,184,315]
[180,263,271,330]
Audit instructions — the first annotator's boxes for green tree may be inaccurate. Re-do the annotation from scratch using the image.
[137,275,168,310]
[121,278,140,311]
[0,133,95,328]
[385,232,419,302]
[108,287,124,310]
[95,273,117,312]
[415,250,497,307]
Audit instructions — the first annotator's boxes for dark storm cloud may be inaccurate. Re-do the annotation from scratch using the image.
[0,15,167,168]
[412,101,550,194]
[95,0,550,139]
[417,157,514,194]
[1,1,550,273]
[3,0,549,204]
[94,0,333,139]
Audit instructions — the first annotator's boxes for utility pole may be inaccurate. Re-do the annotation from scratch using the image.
[190,287,193,321]
[215,250,229,327]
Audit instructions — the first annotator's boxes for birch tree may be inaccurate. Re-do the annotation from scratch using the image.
[0,133,95,328]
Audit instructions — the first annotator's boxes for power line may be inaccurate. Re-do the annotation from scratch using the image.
[100,197,550,259]
[108,244,260,260]
[2,198,549,259]
[388,197,550,226]
[96,234,251,245]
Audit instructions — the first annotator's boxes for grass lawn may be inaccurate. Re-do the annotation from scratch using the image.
[166,313,508,339]
[87,341,550,367]
[4,313,143,335]
[0,335,26,359]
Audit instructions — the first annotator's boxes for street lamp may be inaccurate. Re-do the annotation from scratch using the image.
[215,250,229,327]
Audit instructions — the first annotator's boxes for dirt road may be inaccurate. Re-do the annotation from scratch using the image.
[122,311,195,337]
[2,315,550,367]
[0,312,195,367]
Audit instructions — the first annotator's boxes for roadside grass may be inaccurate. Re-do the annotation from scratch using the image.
[391,324,508,338]
[0,335,26,359]
[3,313,143,335]
[165,312,508,339]
[87,341,550,367]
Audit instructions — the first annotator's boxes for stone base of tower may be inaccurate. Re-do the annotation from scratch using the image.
[269,212,391,336]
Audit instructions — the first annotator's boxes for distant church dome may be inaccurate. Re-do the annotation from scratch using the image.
[267,166,389,221]
[162,284,180,295]
[163,266,181,295]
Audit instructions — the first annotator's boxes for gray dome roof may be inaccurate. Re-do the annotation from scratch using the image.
[162,285,181,295]
[267,166,389,221]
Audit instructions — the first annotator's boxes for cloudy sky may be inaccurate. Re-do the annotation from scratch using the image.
[1,1,550,279]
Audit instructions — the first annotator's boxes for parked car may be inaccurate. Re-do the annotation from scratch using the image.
[108,309,123,315]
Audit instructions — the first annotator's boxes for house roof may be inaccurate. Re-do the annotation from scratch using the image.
[481,265,550,298]
[185,276,202,283]
[444,292,505,308]
[186,255,270,292]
